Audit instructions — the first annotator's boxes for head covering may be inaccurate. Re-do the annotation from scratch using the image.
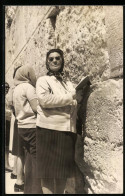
[14,65,36,87]
[13,65,22,79]
[46,49,65,80]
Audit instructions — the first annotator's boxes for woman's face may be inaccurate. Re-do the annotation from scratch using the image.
[47,52,62,72]
[5,84,9,94]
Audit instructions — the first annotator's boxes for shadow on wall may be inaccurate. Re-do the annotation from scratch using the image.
[75,84,92,194]
[76,84,91,135]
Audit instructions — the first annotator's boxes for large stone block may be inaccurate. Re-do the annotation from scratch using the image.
[104,6,123,78]
[55,6,110,85]
[15,18,56,79]
[83,79,123,193]
[5,6,56,84]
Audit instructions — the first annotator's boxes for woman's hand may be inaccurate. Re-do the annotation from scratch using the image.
[71,89,83,103]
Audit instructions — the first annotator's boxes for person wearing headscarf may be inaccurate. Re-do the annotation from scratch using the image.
[5,82,13,172]
[13,65,42,193]
[36,49,82,194]
[7,65,23,181]
[5,80,18,179]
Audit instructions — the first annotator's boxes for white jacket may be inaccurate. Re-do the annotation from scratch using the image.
[36,75,77,133]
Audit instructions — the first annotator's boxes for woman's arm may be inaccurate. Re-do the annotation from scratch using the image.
[29,98,37,113]
[26,85,37,113]
[36,77,75,108]
[6,86,14,109]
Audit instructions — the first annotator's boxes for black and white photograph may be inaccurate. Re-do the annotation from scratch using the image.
[4,5,123,194]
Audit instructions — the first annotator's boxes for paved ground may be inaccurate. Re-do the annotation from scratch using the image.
[5,153,24,194]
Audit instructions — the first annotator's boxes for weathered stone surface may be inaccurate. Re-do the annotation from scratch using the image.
[55,6,110,85]
[5,6,56,82]
[104,6,123,78]
[5,6,17,30]
[15,18,56,79]
[83,79,123,193]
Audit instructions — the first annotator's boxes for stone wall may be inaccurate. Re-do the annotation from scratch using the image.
[104,6,123,78]
[82,6,123,194]
[5,6,123,194]
[83,79,123,193]
[5,6,56,84]
[55,6,110,84]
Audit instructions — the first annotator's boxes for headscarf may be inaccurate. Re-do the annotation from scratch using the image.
[14,65,36,87]
[46,49,65,81]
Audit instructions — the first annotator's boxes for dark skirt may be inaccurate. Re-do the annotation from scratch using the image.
[5,120,10,147]
[18,128,36,158]
[18,128,42,194]
[12,119,18,156]
[36,127,77,179]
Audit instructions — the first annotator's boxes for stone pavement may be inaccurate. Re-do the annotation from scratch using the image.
[5,153,24,194]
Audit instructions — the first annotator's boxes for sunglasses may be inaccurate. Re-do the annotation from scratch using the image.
[48,56,61,62]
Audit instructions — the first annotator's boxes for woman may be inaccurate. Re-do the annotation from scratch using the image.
[13,65,42,193]
[36,49,82,194]
[5,82,18,179]
[5,82,13,172]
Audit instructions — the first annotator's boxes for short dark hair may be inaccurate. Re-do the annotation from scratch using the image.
[46,49,64,72]
[5,82,9,88]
